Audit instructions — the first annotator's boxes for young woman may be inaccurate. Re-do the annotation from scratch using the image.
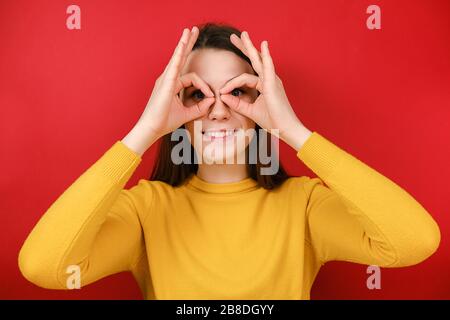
[18,23,441,299]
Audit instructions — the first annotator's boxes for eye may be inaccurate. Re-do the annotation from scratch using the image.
[190,90,205,100]
[231,88,245,97]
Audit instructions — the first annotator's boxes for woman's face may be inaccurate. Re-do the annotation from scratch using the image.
[181,48,259,164]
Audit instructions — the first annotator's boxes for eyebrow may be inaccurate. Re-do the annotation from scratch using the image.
[184,74,242,92]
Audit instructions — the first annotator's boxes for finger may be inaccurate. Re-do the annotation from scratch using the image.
[240,31,264,77]
[163,28,190,75]
[179,26,199,69]
[261,40,276,81]
[220,94,254,119]
[164,28,190,81]
[183,97,215,122]
[187,26,199,52]
[230,33,248,56]
[230,33,263,79]
[219,73,261,94]
[177,72,214,97]
[231,33,262,61]
[161,41,184,84]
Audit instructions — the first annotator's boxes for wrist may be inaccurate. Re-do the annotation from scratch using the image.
[280,121,313,152]
[135,120,162,144]
[122,122,160,156]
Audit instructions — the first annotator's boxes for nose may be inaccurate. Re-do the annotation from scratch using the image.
[208,93,231,121]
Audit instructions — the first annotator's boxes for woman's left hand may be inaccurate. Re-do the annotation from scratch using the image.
[219,31,312,151]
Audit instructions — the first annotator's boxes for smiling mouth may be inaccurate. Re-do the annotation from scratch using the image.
[201,129,240,140]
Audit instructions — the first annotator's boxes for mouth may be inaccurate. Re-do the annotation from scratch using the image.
[201,128,241,141]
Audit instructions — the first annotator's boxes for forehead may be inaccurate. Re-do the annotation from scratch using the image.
[181,48,253,85]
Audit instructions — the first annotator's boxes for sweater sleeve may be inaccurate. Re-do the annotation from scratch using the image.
[18,141,151,289]
[297,131,441,267]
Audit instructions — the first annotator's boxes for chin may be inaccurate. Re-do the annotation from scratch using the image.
[201,146,247,165]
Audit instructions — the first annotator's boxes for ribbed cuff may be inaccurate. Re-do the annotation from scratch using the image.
[296,132,345,180]
[95,140,142,184]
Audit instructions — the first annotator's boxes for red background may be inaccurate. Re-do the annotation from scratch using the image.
[1,0,449,299]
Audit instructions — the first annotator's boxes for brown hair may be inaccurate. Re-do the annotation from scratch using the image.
[149,22,290,189]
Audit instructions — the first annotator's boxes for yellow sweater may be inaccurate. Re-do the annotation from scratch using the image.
[18,132,441,299]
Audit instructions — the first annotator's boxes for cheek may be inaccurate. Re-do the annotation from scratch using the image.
[184,122,192,132]
[184,121,204,146]
[239,94,254,105]
[182,97,196,107]
[239,115,255,131]
[184,123,194,141]
[245,89,259,102]
[247,118,256,129]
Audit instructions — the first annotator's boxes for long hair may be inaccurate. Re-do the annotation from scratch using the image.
[150,22,290,189]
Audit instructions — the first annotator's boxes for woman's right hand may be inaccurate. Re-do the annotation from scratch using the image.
[122,26,216,155]
[141,26,216,138]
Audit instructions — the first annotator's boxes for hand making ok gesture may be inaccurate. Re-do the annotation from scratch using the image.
[219,31,312,150]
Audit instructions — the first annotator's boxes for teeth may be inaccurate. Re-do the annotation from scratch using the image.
[203,129,236,138]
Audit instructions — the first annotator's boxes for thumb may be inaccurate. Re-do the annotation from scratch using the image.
[220,94,253,118]
[183,97,215,122]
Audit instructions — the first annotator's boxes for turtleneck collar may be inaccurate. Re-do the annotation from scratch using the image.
[185,174,259,194]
